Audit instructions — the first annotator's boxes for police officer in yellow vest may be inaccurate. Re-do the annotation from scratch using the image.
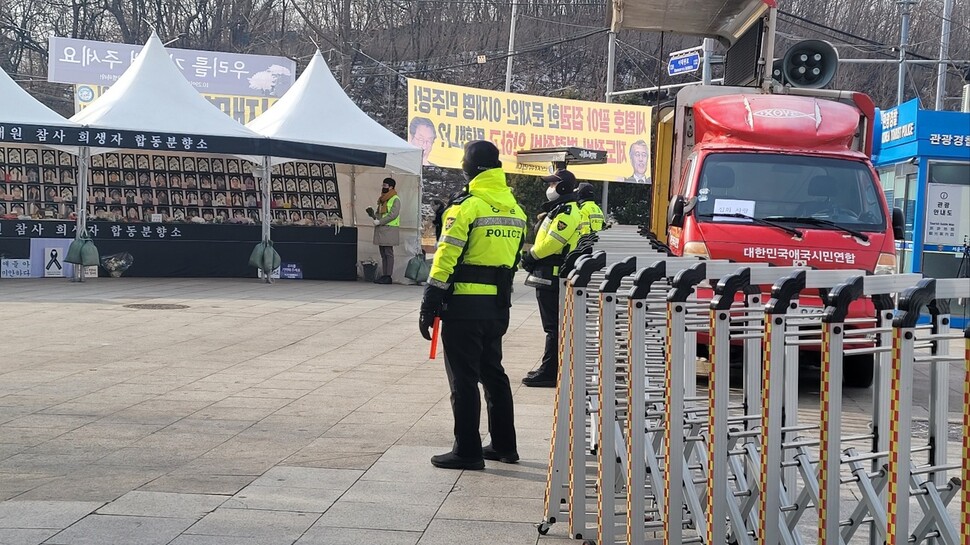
[519,170,583,387]
[372,177,401,284]
[419,140,527,470]
[576,182,605,235]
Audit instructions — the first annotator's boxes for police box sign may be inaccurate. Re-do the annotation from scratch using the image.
[880,107,915,145]
[48,37,296,98]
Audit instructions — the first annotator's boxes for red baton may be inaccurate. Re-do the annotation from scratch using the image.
[429,317,441,359]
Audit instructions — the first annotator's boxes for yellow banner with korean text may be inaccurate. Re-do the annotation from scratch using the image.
[74,84,279,125]
[407,79,652,183]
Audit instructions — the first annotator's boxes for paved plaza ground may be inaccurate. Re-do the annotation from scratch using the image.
[1,276,578,545]
[0,261,963,544]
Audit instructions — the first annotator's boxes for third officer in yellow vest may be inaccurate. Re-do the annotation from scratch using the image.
[519,170,583,387]
[419,140,527,470]
[576,182,605,235]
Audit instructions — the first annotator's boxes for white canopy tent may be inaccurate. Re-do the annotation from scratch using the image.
[0,67,86,247]
[0,69,81,129]
[71,33,264,151]
[248,51,424,282]
[68,33,276,263]
[68,35,387,277]
[70,33,384,167]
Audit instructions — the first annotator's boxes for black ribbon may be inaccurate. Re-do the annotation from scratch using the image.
[46,249,62,271]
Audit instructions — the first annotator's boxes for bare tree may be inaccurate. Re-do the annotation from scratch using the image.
[0,0,965,122]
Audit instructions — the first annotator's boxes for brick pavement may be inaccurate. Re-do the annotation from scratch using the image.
[0,274,963,544]
[0,277,576,545]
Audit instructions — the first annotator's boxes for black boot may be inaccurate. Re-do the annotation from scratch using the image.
[376,275,392,284]
[483,444,519,464]
[521,373,556,387]
[430,451,485,470]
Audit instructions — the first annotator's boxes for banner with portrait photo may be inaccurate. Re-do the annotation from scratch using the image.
[407,79,652,183]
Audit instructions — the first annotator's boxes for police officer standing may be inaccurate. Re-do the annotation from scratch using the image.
[520,170,583,387]
[576,182,606,235]
[419,140,527,470]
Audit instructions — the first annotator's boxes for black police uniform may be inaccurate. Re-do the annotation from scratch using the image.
[420,141,528,469]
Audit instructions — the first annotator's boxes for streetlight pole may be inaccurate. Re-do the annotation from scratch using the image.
[897,0,917,105]
[701,38,716,85]
[602,30,617,214]
[934,0,953,110]
[505,1,518,92]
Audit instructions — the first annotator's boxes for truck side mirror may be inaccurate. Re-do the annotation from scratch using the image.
[892,207,905,240]
[668,195,686,228]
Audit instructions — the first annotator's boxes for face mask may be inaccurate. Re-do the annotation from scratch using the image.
[462,161,478,181]
[381,187,389,194]
[546,187,559,201]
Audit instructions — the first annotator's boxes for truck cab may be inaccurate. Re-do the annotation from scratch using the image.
[657,90,904,387]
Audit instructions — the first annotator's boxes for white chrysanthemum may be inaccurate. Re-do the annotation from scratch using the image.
[248,71,277,91]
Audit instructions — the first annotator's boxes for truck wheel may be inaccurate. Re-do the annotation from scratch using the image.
[843,354,874,388]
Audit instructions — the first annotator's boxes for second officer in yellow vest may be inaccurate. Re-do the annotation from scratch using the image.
[519,170,583,387]
[576,182,606,234]
[419,140,527,470]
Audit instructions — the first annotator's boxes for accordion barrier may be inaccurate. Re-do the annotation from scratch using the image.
[537,229,969,545]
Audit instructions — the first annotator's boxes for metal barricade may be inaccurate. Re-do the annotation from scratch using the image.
[593,257,638,545]
[537,250,967,544]
[541,250,605,539]
[963,324,970,544]
[542,249,664,541]
[885,278,969,545]
[769,272,921,544]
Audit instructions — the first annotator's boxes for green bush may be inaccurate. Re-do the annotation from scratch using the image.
[508,174,546,243]
[607,182,654,226]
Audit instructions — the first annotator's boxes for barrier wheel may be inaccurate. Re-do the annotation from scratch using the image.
[536,522,550,535]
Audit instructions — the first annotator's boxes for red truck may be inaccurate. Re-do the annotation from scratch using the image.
[656,88,905,387]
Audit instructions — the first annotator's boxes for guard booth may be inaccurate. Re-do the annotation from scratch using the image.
[873,98,970,327]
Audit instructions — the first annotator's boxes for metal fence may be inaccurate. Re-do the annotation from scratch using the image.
[537,231,969,545]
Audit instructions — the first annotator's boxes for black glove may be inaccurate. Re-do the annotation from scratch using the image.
[419,285,448,340]
[520,251,537,272]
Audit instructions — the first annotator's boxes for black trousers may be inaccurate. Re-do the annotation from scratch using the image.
[535,283,560,377]
[441,317,517,458]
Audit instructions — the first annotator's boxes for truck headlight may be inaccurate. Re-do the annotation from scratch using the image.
[683,241,710,259]
[874,252,897,275]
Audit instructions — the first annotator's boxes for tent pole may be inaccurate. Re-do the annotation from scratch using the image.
[350,165,357,227]
[261,156,272,244]
[260,156,273,284]
[74,147,91,282]
[418,171,424,254]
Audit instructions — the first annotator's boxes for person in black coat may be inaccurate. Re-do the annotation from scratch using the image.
[431,199,446,241]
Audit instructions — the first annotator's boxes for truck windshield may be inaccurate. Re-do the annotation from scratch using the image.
[693,153,886,232]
